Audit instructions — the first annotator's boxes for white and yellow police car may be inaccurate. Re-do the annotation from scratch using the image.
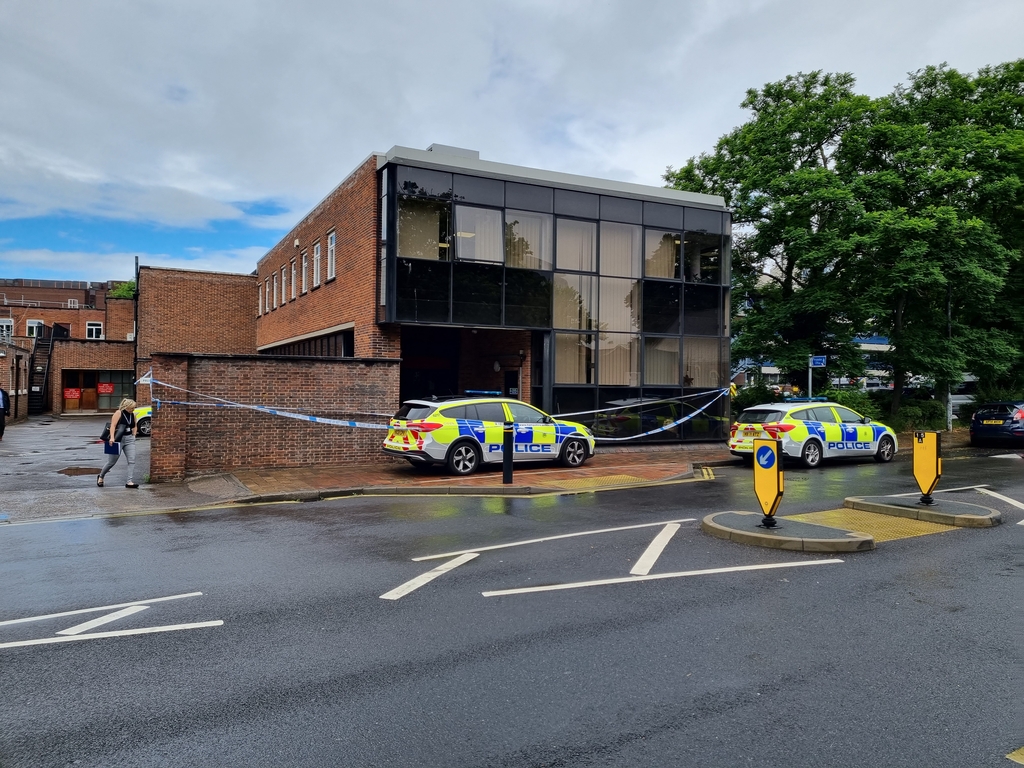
[134,405,152,437]
[729,400,898,468]
[383,396,596,475]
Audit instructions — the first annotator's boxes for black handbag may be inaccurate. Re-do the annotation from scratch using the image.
[114,422,127,442]
[100,424,111,441]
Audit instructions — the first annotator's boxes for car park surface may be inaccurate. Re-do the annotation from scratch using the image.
[383,396,596,475]
[729,399,898,468]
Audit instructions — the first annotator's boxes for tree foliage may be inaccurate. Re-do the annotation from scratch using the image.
[667,61,1024,415]
[108,280,136,299]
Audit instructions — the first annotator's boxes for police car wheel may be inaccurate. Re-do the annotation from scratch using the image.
[874,435,895,463]
[137,418,151,438]
[560,438,588,468]
[801,440,823,469]
[447,442,481,476]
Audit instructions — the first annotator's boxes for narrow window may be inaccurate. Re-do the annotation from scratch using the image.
[258,284,262,316]
[273,273,278,308]
[265,278,270,310]
[313,242,321,287]
[86,321,103,340]
[301,251,308,293]
[281,266,287,304]
[327,232,336,280]
[290,260,297,299]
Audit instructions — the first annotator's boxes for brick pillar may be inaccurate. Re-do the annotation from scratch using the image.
[149,354,189,482]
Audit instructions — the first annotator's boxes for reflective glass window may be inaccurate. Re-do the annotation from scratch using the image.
[685,207,722,233]
[453,174,503,206]
[682,390,727,440]
[440,405,468,419]
[504,269,552,327]
[507,402,548,423]
[599,277,640,333]
[835,406,864,423]
[811,407,838,423]
[722,289,731,336]
[555,189,599,219]
[682,337,721,388]
[644,337,679,385]
[643,202,685,230]
[505,182,553,213]
[683,285,720,336]
[600,222,641,277]
[556,219,596,272]
[452,262,502,325]
[395,258,450,322]
[683,232,721,283]
[642,281,680,333]
[396,166,452,198]
[399,198,450,260]
[600,196,643,224]
[645,229,681,279]
[555,333,595,384]
[599,332,640,386]
[553,273,594,330]
[454,206,503,263]
[505,210,552,270]
[475,402,507,422]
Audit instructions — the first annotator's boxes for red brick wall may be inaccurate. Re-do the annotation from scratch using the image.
[255,155,400,360]
[137,267,257,363]
[49,340,136,413]
[4,306,105,340]
[148,353,401,481]
[0,282,108,310]
[105,297,135,341]
[1,346,31,421]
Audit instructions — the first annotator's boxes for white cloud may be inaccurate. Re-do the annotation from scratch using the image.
[0,248,261,281]
[0,0,1021,232]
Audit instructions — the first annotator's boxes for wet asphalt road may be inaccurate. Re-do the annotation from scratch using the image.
[1,456,1023,767]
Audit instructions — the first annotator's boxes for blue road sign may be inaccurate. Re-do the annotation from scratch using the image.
[756,445,776,469]
[810,356,827,368]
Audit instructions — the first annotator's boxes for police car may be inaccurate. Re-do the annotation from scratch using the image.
[729,400,898,468]
[383,396,596,475]
[134,405,152,437]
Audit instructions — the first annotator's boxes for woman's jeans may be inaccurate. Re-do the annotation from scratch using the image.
[100,435,136,483]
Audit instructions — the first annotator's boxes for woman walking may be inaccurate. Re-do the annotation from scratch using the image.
[98,398,139,488]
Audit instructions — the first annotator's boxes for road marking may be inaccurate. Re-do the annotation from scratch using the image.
[380,553,479,600]
[412,519,697,562]
[630,524,680,576]
[482,559,843,597]
[887,484,988,497]
[0,621,224,649]
[0,591,203,628]
[975,487,1024,512]
[1007,745,1024,765]
[701,467,715,480]
[57,605,149,636]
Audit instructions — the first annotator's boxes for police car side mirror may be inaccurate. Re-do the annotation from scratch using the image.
[861,416,872,424]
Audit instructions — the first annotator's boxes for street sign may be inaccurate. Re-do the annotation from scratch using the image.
[752,438,784,523]
[810,356,827,368]
[912,431,942,504]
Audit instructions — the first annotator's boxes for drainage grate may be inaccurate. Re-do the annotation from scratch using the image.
[784,509,957,542]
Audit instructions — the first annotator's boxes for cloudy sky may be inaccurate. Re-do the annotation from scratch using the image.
[1,0,1022,283]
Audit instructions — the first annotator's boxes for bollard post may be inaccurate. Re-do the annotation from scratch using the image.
[502,421,514,485]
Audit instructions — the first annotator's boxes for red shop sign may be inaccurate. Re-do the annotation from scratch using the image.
[64,388,82,400]
[97,382,115,395]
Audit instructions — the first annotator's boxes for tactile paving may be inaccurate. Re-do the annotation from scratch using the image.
[545,474,647,490]
[784,508,957,542]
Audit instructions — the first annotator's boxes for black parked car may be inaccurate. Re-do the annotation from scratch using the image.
[969,401,1024,446]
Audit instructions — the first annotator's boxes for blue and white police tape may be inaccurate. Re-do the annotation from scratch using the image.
[587,387,730,442]
[553,387,730,419]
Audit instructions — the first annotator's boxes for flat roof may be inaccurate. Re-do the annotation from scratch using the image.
[381,146,727,211]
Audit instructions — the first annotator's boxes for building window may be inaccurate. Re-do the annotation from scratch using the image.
[86,322,103,340]
[598,277,640,333]
[454,206,503,263]
[599,222,642,277]
[553,273,594,330]
[301,251,308,293]
[290,260,297,299]
[398,198,450,260]
[555,333,595,384]
[683,336,722,387]
[265,278,270,311]
[642,281,681,333]
[272,273,278,308]
[645,337,680,385]
[556,219,596,272]
[327,232,336,280]
[313,242,321,287]
[258,285,262,316]
[281,266,287,304]
[683,285,720,335]
[645,229,681,279]
[26,320,44,338]
[683,233,722,284]
[0,320,12,341]
[505,210,552,270]
[598,332,639,386]
[66,298,79,309]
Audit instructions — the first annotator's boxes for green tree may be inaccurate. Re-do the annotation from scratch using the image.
[108,280,136,298]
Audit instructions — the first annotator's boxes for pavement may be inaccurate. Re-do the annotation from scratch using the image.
[1,414,1010,556]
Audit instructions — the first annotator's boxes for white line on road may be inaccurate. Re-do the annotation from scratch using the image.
[482,559,844,597]
[380,553,479,600]
[412,519,697,562]
[975,487,1024,512]
[0,621,224,649]
[0,592,203,628]
[56,605,149,636]
[629,524,680,576]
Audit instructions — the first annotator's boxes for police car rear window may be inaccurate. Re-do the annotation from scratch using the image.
[394,404,435,420]
[737,409,784,424]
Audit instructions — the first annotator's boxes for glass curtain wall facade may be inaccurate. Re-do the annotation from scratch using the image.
[382,163,731,442]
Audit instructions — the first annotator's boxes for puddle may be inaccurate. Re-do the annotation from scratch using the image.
[58,467,101,476]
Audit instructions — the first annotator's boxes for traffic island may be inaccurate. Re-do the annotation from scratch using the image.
[844,496,1001,527]
[701,510,875,553]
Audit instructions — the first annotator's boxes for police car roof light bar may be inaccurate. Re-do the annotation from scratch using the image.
[464,390,502,396]
[783,396,830,402]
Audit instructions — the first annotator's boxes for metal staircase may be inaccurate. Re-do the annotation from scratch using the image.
[28,332,53,415]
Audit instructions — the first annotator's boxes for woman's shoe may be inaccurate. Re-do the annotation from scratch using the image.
[96,476,104,487]
[125,482,139,489]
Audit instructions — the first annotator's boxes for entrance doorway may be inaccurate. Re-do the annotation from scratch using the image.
[504,369,521,399]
